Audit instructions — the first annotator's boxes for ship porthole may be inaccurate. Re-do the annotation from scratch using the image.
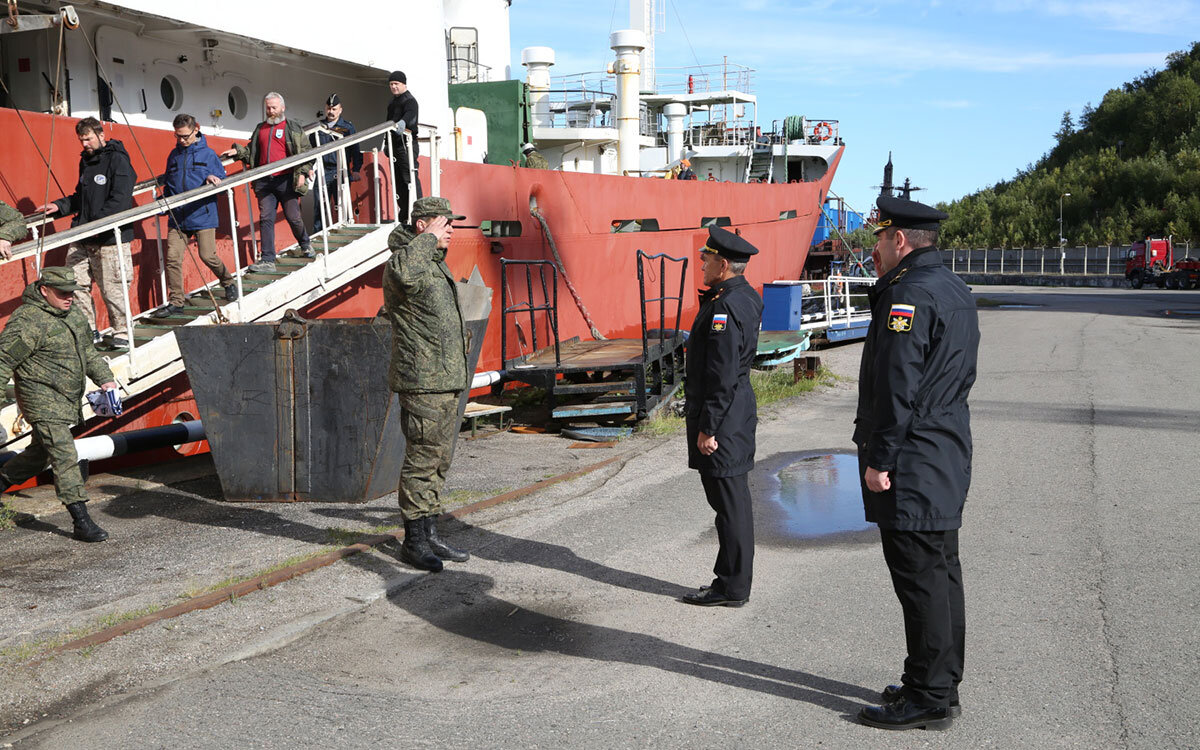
[160,75,183,111]
[227,86,248,120]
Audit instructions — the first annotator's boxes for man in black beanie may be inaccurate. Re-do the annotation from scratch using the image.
[385,71,422,222]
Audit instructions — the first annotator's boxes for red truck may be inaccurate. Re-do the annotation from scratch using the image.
[1126,237,1200,289]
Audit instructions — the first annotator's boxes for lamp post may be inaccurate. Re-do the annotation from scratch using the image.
[1059,192,1071,274]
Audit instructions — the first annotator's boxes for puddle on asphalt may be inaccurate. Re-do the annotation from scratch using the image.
[1162,309,1200,317]
[754,452,875,545]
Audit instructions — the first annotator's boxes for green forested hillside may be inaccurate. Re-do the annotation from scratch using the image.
[939,41,1200,248]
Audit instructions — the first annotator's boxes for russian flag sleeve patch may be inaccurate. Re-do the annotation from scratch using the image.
[887,303,915,333]
[711,313,728,332]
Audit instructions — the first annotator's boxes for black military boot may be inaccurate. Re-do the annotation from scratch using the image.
[425,515,469,562]
[66,502,109,543]
[398,518,443,572]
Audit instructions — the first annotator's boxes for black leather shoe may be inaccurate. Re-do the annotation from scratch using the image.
[224,284,239,302]
[398,519,443,572]
[680,586,747,607]
[859,696,952,730]
[424,516,469,562]
[66,501,109,543]
[882,685,961,718]
[152,304,184,318]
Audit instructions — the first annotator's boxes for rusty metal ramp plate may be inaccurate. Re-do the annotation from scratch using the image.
[176,315,401,503]
[175,277,492,503]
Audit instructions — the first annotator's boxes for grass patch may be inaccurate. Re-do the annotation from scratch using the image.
[177,548,336,600]
[975,297,1004,307]
[750,365,837,408]
[638,411,685,436]
[0,502,15,531]
[325,522,406,547]
[0,604,166,665]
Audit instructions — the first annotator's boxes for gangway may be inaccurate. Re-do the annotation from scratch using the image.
[0,120,424,451]
[766,276,876,345]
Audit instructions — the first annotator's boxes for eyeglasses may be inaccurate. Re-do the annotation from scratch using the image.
[174,129,198,141]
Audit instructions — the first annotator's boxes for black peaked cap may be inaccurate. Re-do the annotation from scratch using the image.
[704,226,759,262]
[874,195,948,234]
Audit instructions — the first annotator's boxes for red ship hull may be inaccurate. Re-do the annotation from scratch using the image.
[0,110,840,470]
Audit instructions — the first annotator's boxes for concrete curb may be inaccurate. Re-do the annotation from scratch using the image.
[956,272,1127,288]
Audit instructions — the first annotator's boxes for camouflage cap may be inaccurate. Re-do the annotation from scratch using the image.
[411,197,466,221]
[39,266,85,292]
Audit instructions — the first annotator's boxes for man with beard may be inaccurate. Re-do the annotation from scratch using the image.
[681,226,762,607]
[36,117,137,351]
[222,92,313,271]
[310,93,362,233]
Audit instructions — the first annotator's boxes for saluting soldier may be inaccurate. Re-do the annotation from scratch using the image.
[854,196,980,730]
[0,200,28,260]
[383,197,472,572]
[0,267,119,542]
[681,226,763,607]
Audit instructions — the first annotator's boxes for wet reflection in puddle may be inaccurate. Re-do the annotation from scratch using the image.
[756,452,874,543]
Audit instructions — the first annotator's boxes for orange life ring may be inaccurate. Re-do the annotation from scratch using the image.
[813,122,833,141]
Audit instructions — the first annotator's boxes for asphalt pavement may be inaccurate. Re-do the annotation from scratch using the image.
[1,285,1197,748]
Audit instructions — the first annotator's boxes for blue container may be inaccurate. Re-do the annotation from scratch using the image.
[762,282,806,330]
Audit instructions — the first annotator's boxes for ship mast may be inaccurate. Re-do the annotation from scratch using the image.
[629,0,658,92]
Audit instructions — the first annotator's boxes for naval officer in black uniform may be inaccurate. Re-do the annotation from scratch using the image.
[854,196,980,730]
[681,226,763,607]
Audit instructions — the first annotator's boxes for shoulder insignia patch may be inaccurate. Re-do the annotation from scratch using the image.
[887,303,915,333]
[711,313,728,332]
[889,268,909,285]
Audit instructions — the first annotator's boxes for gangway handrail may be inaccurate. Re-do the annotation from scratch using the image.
[5,120,400,263]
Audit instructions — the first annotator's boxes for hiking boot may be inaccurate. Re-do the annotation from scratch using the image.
[152,304,184,318]
[398,518,443,572]
[301,245,316,259]
[224,284,239,302]
[66,501,109,542]
[424,515,469,562]
[248,260,276,273]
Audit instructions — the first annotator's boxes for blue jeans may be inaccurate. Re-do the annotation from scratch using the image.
[254,173,309,262]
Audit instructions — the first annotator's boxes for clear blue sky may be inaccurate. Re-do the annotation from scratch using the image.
[510,0,1198,218]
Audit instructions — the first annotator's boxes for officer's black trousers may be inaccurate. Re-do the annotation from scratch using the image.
[700,473,754,600]
[878,528,964,708]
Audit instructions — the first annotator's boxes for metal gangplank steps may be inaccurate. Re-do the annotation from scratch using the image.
[499,251,688,436]
[0,120,414,452]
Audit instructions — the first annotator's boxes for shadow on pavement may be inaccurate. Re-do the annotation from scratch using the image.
[383,567,875,713]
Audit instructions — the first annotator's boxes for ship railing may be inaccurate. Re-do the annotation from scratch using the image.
[784,276,877,333]
[447,56,493,84]
[537,88,618,130]
[6,120,403,355]
[653,63,755,96]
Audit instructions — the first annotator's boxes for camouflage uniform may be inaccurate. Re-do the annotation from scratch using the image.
[0,201,27,244]
[383,198,470,521]
[523,149,549,170]
[0,271,115,505]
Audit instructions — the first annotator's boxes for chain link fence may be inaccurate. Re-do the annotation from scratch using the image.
[939,242,1195,276]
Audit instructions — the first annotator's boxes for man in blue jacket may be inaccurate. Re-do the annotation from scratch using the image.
[310,94,362,233]
[155,114,236,317]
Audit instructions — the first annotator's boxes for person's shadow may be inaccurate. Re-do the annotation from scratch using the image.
[315,506,691,600]
[382,567,875,715]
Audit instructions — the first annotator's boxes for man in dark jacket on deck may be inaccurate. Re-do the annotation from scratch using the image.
[385,71,421,223]
[854,196,979,731]
[681,226,763,608]
[155,113,236,317]
[36,117,137,350]
[0,267,119,542]
[383,197,472,572]
[310,93,363,233]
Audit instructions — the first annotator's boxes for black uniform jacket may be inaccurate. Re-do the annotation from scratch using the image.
[685,275,763,477]
[854,246,980,531]
[53,139,137,244]
[386,91,420,161]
